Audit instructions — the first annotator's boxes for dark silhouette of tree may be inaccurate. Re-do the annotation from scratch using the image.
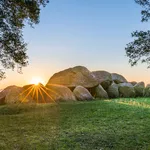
[126,0,150,68]
[0,0,49,79]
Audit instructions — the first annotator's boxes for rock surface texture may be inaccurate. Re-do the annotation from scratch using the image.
[5,86,34,104]
[118,83,135,98]
[0,86,16,104]
[134,82,145,97]
[92,71,112,90]
[0,85,34,104]
[94,85,108,99]
[73,86,94,101]
[47,66,98,89]
[46,84,76,102]
[111,73,127,84]
[107,83,119,98]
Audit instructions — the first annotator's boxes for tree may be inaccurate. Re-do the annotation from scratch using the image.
[125,0,150,68]
[0,0,49,80]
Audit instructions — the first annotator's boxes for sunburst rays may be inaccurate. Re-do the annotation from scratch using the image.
[19,84,58,103]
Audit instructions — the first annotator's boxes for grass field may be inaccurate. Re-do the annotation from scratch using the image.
[0,98,150,150]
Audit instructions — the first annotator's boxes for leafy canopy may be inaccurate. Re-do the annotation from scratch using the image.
[125,0,150,67]
[0,0,49,79]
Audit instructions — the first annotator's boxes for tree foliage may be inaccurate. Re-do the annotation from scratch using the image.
[0,0,49,79]
[125,0,150,67]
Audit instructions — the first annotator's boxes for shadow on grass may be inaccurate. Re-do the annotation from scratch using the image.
[0,103,57,115]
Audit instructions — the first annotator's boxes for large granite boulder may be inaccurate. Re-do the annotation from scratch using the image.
[111,73,127,84]
[94,85,108,99]
[134,82,145,97]
[47,66,98,89]
[0,85,16,97]
[73,86,94,101]
[92,71,112,90]
[0,86,16,104]
[144,84,150,97]
[118,83,135,98]
[46,84,76,102]
[0,85,24,104]
[5,86,34,104]
[107,82,119,98]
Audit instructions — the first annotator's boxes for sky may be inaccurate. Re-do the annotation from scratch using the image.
[1,0,150,89]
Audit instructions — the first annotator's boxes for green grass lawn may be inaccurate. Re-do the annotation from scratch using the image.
[0,98,150,150]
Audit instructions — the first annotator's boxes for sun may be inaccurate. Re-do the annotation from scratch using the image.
[30,77,45,85]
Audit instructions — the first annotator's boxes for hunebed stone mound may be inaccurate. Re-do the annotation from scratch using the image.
[1,66,149,104]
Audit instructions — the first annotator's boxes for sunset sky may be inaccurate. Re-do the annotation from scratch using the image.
[1,0,150,89]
